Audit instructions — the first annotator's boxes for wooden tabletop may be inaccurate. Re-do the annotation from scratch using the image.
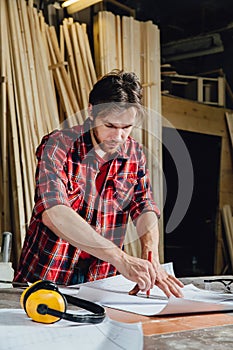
[1,276,233,349]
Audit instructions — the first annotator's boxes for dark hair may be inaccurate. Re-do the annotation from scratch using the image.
[89,70,143,118]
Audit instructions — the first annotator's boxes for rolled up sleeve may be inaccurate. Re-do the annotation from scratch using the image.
[34,131,72,217]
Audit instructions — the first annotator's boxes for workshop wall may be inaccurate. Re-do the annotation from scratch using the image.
[162,94,233,274]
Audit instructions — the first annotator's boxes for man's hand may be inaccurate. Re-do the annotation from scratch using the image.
[113,251,157,292]
[128,258,184,298]
[132,212,184,298]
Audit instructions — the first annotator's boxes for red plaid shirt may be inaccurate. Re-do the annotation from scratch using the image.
[14,118,160,285]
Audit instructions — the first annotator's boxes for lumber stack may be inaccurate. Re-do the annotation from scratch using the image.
[0,0,60,258]
[60,18,97,121]
[93,12,163,259]
[1,2,162,264]
[0,0,96,262]
[94,11,122,77]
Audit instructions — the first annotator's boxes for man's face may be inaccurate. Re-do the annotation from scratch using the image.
[91,107,137,154]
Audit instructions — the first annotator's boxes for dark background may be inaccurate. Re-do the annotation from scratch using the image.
[116,0,233,109]
[162,128,222,276]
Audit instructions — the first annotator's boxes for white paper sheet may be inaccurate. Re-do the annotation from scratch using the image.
[60,262,233,317]
[0,309,143,350]
[74,281,233,316]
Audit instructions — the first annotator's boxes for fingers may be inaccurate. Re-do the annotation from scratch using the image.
[156,274,184,298]
[137,267,155,292]
[129,277,183,298]
[129,274,184,298]
[128,261,156,294]
[124,254,183,298]
[128,284,140,295]
[135,259,156,292]
[129,280,151,295]
[169,275,184,287]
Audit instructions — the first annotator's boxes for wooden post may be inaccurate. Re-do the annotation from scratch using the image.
[218,77,225,107]
[197,78,204,103]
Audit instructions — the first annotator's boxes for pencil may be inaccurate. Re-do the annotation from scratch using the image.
[147,251,152,298]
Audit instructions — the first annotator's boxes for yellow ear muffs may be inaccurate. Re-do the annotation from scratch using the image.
[25,289,66,324]
[20,280,106,325]
[21,280,67,324]
[20,280,44,309]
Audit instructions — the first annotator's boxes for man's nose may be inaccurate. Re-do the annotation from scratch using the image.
[112,128,123,140]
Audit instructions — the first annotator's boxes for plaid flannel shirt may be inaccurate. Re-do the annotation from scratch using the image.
[14,118,160,285]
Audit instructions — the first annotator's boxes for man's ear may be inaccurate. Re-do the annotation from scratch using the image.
[88,103,94,121]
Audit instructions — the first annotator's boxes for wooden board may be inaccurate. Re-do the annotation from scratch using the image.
[106,307,233,336]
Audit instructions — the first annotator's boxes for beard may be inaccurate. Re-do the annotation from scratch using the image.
[92,128,120,154]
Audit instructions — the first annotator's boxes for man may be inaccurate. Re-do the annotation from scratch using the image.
[14,71,183,297]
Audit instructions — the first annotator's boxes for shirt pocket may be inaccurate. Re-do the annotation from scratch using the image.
[112,177,137,211]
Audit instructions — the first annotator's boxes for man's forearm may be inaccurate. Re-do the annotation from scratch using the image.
[136,211,160,261]
[42,205,183,296]
[42,204,124,266]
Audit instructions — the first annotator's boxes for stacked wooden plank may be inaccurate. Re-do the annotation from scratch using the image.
[94,11,121,78]
[46,24,81,124]
[93,12,163,259]
[61,18,97,119]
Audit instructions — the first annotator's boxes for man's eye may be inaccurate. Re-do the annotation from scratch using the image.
[104,124,132,129]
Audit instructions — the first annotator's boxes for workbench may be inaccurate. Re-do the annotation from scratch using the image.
[1,276,233,349]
